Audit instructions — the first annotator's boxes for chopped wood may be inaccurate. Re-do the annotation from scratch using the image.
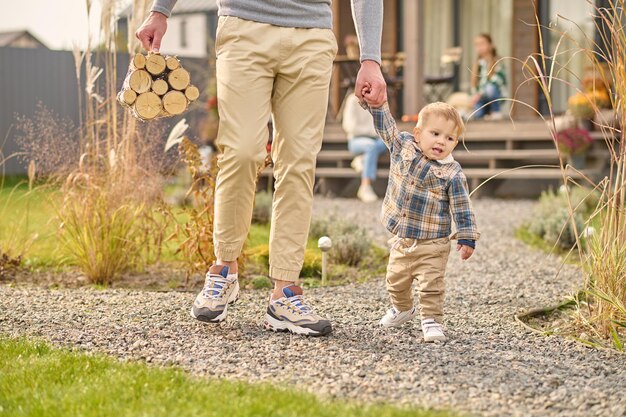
[134,91,162,119]
[132,53,146,69]
[168,68,190,90]
[119,53,197,119]
[165,56,180,70]
[152,78,169,95]
[145,53,167,75]
[184,85,200,101]
[118,89,137,106]
[162,90,188,115]
[128,69,152,94]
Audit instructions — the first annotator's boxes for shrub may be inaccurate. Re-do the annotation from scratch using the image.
[300,250,322,277]
[525,187,595,250]
[310,217,371,266]
[252,191,272,224]
[251,275,272,290]
[244,244,321,278]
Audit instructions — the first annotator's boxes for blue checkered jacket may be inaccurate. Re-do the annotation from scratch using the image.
[369,103,480,244]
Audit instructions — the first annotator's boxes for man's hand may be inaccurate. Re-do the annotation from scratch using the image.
[135,12,168,53]
[456,244,474,261]
[356,60,387,108]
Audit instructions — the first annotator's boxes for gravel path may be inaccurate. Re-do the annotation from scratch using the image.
[1,198,625,417]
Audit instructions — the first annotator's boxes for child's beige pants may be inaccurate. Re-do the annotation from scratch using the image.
[213,16,337,281]
[385,236,452,322]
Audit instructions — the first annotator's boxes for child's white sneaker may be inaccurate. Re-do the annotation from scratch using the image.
[379,306,418,327]
[421,318,447,342]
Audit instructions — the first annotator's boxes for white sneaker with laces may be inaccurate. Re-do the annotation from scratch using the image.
[190,265,239,323]
[357,184,378,203]
[421,318,447,342]
[379,306,418,328]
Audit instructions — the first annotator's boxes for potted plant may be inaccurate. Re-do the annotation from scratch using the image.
[555,127,594,169]
[567,93,595,130]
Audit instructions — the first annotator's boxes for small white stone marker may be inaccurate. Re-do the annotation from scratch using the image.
[318,236,332,286]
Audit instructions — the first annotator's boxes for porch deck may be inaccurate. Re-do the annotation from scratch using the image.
[260,119,610,198]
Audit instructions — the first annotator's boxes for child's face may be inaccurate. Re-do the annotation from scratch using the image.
[413,115,459,160]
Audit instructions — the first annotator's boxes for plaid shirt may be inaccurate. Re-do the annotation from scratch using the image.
[370,103,480,243]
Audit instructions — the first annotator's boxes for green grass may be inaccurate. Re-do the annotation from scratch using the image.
[0,180,315,270]
[0,181,65,268]
[0,337,455,417]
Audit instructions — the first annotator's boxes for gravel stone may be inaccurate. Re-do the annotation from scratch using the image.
[1,197,625,417]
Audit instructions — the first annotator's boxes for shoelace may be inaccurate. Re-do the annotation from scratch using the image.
[422,320,442,332]
[201,273,232,300]
[284,295,313,316]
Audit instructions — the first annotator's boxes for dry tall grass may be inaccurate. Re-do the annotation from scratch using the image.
[52,0,169,284]
[518,1,625,349]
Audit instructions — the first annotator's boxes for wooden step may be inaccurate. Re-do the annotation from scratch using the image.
[316,148,608,163]
[322,123,607,145]
[260,166,601,180]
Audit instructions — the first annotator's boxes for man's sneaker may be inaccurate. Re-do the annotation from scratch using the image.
[357,183,378,203]
[421,318,447,342]
[264,285,332,337]
[190,265,239,323]
[379,306,418,328]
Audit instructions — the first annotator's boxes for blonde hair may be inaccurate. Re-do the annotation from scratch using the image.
[416,102,465,138]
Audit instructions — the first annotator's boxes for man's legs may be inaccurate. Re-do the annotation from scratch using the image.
[213,17,277,268]
[191,17,279,323]
[268,26,337,294]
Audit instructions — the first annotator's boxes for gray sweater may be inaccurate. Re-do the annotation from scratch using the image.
[150,0,382,63]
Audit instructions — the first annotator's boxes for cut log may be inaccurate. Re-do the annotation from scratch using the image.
[184,85,200,101]
[132,53,146,69]
[165,56,180,70]
[128,69,152,94]
[118,89,137,106]
[134,91,162,119]
[168,68,191,90]
[152,78,169,96]
[145,53,167,75]
[162,91,188,115]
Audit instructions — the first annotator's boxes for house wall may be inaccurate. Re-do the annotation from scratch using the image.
[159,13,209,58]
[546,0,596,113]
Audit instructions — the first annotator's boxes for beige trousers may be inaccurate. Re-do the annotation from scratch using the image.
[213,16,338,281]
[385,236,451,322]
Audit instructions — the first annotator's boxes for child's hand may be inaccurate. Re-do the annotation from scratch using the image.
[361,82,385,108]
[456,244,474,261]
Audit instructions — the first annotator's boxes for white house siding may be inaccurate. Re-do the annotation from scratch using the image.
[159,13,208,58]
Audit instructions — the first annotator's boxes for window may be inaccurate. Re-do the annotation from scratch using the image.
[180,19,187,48]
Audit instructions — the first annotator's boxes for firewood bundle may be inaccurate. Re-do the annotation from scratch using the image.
[117,53,200,120]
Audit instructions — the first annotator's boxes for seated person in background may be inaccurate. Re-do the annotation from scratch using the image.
[470,33,506,120]
[342,92,389,202]
[344,34,360,60]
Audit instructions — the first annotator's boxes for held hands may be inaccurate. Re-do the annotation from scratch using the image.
[456,244,474,261]
[355,60,387,108]
[135,12,168,53]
